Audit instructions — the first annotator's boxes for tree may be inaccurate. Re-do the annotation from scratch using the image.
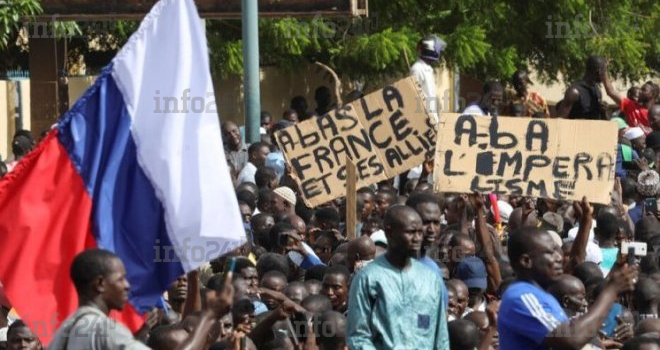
[1,0,658,86]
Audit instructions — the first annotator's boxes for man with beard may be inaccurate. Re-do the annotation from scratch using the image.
[348,206,449,349]
[498,228,638,350]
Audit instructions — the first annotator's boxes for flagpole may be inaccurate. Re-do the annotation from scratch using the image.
[242,0,261,144]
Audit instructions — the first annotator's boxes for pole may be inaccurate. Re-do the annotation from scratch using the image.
[241,0,261,144]
[345,157,357,240]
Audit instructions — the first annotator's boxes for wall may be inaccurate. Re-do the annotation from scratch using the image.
[0,80,30,160]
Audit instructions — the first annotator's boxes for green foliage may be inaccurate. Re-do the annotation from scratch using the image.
[0,0,41,49]
[0,0,657,86]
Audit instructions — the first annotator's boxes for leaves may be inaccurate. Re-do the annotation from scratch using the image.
[0,0,657,85]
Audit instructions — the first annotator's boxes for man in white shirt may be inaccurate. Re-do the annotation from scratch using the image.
[463,81,504,116]
[238,142,271,185]
[410,34,447,125]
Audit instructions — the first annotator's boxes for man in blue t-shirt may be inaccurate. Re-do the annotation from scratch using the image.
[498,227,638,350]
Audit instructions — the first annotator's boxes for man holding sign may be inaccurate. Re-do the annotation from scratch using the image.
[434,114,618,204]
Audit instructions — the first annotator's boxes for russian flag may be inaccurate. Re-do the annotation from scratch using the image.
[0,0,245,344]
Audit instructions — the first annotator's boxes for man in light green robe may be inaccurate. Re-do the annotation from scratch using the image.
[347,205,450,350]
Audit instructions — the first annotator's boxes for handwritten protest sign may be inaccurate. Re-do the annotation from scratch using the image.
[433,114,618,204]
[275,77,435,207]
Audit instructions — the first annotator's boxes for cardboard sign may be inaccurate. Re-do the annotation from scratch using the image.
[275,77,435,207]
[433,114,618,204]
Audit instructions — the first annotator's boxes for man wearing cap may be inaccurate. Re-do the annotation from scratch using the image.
[623,127,646,155]
[271,187,296,217]
[505,70,550,118]
[410,34,446,125]
[455,256,488,316]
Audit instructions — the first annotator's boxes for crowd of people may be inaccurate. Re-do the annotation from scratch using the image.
[0,40,659,350]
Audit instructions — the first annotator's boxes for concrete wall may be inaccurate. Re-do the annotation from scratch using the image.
[0,80,30,160]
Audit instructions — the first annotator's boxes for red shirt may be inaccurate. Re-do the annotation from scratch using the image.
[621,97,649,129]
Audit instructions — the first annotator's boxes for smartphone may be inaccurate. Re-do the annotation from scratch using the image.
[222,256,236,286]
[644,197,657,214]
[621,241,648,258]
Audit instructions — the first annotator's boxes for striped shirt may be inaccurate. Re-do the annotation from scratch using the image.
[498,281,568,350]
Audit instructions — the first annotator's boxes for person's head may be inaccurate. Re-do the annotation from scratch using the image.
[406,193,442,251]
[346,236,376,273]
[256,253,290,281]
[313,231,340,264]
[585,55,606,83]
[572,261,605,285]
[620,337,660,350]
[595,212,628,247]
[167,274,188,305]
[301,294,333,315]
[221,121,241,149]
[313,311,347,350]
[628,86,641,102]
[238,200,253,224]
[383,206,423,259]
[548,275,588,316]
[282,109,299,124]
[448,234,476,268]
[315,86,332,109]
[258,188,274,214]
[480,81,504,115]
[232,298,257,333]
[234,257,258,289]
[446,284,459,319]
[357,187,376,221]
[305,279,324,295]
[261,111,273,129]
[290,96,308,117]
[310,207,341,232]
[639,81,660,105]
[272,187,296,216]
[443,194,462,225]
[251,213,275,245]
[321,265,350,312]
[7,320,41,350]
[634,277,660,316]
[635,319,660,338]
[463,311,490,338]
[649,105,660,132]
[260,270,288,306]
[361,216,384,237]
[512,69,532,95]
[247,142,270,167]
[284,281,309,304]
[507,227,563,288]
[455,256,487,307]
[11,135,33,160]
[448,319,480,350]
[417,34,446,63]
[255,166,279,189]
[70,249,130,312]
[375,190,397,218]
[447,279,469,317]
[147,325,188,350]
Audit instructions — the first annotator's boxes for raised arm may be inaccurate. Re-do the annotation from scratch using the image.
[566,197,592,274]
[470,193,501,295]
[543,264,637,349]
[601,66,622,106]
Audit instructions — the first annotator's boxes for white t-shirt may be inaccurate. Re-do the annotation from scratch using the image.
[463,104,486,116]
[237,162,257,185]
[410,59,439,125]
